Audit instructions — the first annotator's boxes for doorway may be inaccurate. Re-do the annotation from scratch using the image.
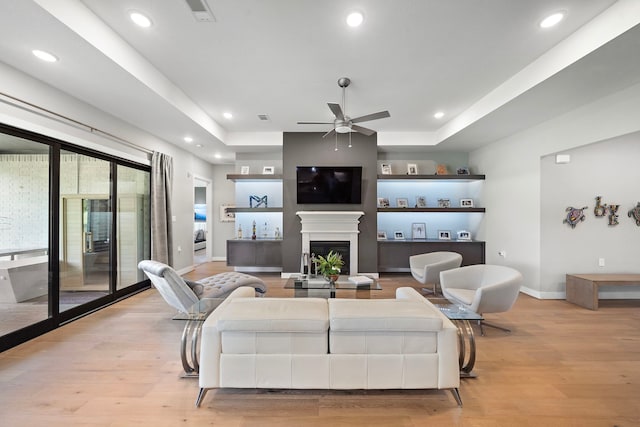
[193,177,211,265]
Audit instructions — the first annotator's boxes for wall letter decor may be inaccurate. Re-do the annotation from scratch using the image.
[594,196,607,217]
[607,204,620,226]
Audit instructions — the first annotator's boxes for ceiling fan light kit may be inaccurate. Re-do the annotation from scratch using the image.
[298,77,390,140]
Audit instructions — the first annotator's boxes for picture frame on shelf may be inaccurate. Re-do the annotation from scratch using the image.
[381,163,392,175]
[394,231,405,240]
[396,198,409,208]
[436,164,448,175]
[438,230,451,240]
[407,163,418,175]
[411,223,426,240]
[460,198,474,208]
[262,166,275,174]
[219,204,235,222]
[456,167,470,175]
[457,230,472,241]
[377,231,387,240]
[377,197,390,208]
[437,198,451,208]
[416,196,427,208]
[240,166,250,175]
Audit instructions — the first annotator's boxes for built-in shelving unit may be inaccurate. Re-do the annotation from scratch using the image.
[226,174,283,269]
[376,172,486,271]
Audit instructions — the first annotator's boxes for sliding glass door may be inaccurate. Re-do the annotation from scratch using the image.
[0,135,50,337]
[0,123,151,352]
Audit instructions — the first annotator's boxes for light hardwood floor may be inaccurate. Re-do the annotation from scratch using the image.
[1,262,639,426]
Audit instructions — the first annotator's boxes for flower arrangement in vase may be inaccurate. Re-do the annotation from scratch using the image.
[314,250,344,283]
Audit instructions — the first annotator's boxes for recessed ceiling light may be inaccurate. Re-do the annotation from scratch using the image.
[195,144,203,148]
[183,136,193,143]
[130,11,152,28]
[32,49,58,63]
[214,153,222,159]
[223,112,233,119]
[540,12,565,28]
[346,11,364,27]
[434,111,445,119]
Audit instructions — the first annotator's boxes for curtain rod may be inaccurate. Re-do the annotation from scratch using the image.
[0,91,153,155]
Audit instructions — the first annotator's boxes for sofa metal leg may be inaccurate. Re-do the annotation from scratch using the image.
[450,388,463,406]
[195,388,209,407]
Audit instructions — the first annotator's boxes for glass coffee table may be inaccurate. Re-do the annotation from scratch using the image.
[180,298,224,377]
[284,275,381,298]
[435,304,483,378]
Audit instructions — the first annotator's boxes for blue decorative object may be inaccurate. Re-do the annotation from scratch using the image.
[249,195,268,208]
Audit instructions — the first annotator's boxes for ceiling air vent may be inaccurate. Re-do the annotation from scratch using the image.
[257,114,270,121]
[184,0,216,22]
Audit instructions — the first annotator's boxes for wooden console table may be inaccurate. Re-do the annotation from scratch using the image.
[565,274,640,310]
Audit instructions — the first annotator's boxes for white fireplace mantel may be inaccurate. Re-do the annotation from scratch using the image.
[297,211,364,275]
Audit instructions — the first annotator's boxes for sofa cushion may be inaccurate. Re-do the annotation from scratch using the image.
[328,299,442,332]
[217,298,328,332]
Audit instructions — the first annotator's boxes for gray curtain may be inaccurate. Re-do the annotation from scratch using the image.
[151,151,173,265]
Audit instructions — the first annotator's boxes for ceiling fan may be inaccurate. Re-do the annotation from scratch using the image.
[297,77,390,138]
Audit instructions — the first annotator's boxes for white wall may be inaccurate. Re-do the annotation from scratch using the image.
[470,81,640,298]
[210,164,236,260]
[541,133,640,298]
[0,61,216,272]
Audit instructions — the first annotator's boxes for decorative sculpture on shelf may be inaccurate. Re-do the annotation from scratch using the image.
[563,206,587,229]
[251,221,256,240]
[628,202,640,226]
[249,195,268,208]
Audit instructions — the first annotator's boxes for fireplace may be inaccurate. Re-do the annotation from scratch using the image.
[310,241,350,275]
[297,211,364,275]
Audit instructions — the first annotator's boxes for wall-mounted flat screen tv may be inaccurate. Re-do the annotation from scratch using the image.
[296,166,362,204]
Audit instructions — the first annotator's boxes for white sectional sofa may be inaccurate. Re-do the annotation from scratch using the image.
[196,286,461,407]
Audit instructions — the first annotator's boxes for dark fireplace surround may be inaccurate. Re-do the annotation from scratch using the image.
[310,240,350,275]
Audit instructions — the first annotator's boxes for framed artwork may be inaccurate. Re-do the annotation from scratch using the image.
[438,230,451,240]
[416,196,427,208]
[457,167,470,175]
[457,230,472,241]
[460,198,474,208]
[394,231,405,240]
[219,204,235,222]
[262,166,275,174]
[407,163,418,175]
[381,163,392,175]
[377,231,387,240]
[436,164,448,175]
[411,223,426,240]
[396,198,409,208]
[377,197,390,208]
[437,198,451,208]
[240,166,250,175]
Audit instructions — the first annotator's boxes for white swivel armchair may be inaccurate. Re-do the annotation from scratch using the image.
[440,264,523,335]
[409,251,463,295]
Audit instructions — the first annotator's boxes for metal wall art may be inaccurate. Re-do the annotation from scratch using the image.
[249,195,268,208]
[563,206,587,228]
[628,202,640,226]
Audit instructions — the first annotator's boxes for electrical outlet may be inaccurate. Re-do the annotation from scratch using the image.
[598,258,605,267]
[178,246,182,253]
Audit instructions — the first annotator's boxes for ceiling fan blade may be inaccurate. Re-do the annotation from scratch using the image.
[297,121,334,124]
[327,103,344,120]
[322,129,337,138]
[351,124,376,136]
[351,110,390,124]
